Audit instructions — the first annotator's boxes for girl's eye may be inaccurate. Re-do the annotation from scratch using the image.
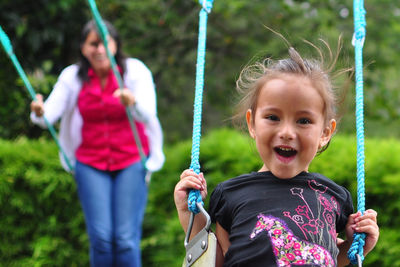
[266,115,279,121]
[298,118,311,124]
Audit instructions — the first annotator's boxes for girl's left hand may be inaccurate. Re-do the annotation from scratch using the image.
[345,209,379,256]
[113,88,136,106]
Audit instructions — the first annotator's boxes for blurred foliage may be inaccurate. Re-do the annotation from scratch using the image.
[1,129,399,266]
[0,0,399,142]
[0,137,87,266]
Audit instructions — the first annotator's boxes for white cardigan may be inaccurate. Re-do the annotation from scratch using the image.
[31,58,165,173]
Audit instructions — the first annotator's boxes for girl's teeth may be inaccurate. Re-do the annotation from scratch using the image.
[275,147,297,157]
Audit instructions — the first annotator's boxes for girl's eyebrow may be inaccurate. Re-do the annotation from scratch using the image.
[258,107,319,118]
[258,107,281,113]
[296,110,319,117]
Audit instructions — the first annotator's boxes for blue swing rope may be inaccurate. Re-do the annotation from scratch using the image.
[0,25,74,171]
[86,0,147,168]
[187,0,214,214]
[347,0,367,265]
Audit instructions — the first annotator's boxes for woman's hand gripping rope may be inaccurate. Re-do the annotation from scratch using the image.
[30,94,45,117]
[113,88,136,107]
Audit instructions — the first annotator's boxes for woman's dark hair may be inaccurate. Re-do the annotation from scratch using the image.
[77,19,127,81]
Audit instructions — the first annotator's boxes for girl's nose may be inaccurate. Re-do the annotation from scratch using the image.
[278,123,295,141]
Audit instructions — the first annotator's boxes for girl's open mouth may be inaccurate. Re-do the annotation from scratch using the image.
[274,146,297,163]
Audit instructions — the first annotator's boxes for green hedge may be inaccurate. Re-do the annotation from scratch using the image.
[0,138,87,266]
[1,128,399,266]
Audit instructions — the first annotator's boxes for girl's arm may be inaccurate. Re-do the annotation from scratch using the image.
[215,222,230,267]
[174,169,208,238]
[174,169,231,266]
[337,209,379,267]
[336,238,350,266]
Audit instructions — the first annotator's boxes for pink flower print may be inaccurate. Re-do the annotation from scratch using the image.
[286,253,295,261]
[319,195,333,211]
[265,217,275,225]
[274,229,282,235]
[278,259,290,266]
[331,196,340,215]
[271,238,284,248]
[295,259,305,264]
[308,180,327,194]
[273,237,284,248]
[294,242,301,250]
[325,255,334,266]
[284,241,294,250]
[283,211,291,218]
[287,234,293,241]
[250,214,334,266]
[296,205,309,218]
[302,220,319,235]
[271,236,284,248]
[292,215,304,224]
[324,211,334,225]
[315,219,324,228]
[291,188,304,197]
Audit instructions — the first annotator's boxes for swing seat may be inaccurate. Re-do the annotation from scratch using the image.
[182,228,217,267]
[183,203,217,267]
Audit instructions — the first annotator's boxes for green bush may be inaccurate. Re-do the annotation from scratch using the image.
[1,128,399,266]
[0,137,87,266]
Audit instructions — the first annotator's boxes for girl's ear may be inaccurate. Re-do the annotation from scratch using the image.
[246,109,256,139]
[319,119,336,149]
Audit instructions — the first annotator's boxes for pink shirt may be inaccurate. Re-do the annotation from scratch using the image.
[76,68,149,171]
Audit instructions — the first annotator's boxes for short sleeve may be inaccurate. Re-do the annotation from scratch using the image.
[209,183,231,233]
[336,187,354,232]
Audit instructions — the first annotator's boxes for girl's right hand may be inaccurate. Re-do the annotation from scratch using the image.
[174,169,207,213]
[30,94,45,117]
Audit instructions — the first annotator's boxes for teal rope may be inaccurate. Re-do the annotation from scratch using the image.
[0,25,74,171]
[187,0,214,214]
[86,0,147,168]
[347,0,367,265]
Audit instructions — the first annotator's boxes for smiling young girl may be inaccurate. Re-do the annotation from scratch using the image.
[174,43,379,266]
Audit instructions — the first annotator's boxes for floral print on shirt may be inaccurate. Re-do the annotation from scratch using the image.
[250,214,335,266]
[250,179,341,266]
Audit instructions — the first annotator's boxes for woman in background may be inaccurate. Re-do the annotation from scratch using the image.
[31,20,164,267]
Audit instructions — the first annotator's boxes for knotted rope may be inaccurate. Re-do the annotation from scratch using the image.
[188,0,214,214]
[347,0,367,265]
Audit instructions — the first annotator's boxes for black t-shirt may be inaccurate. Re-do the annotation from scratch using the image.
[209,171,353,267]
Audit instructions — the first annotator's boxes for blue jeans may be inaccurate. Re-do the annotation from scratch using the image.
[75,160,147,267]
